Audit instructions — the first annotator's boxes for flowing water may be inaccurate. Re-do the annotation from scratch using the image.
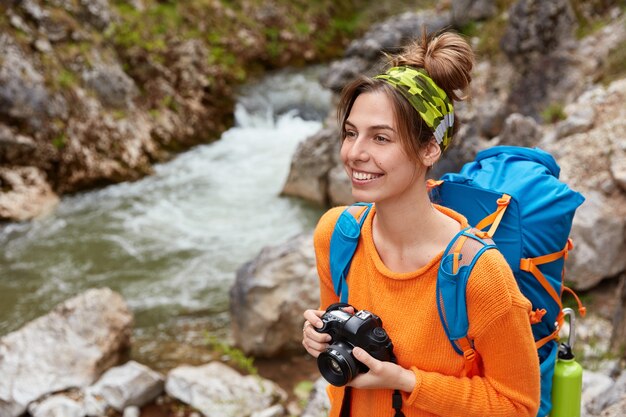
[0,67,331,370]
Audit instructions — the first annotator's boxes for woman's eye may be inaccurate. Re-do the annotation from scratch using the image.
[343,130,357,139]
[374,135,389,143]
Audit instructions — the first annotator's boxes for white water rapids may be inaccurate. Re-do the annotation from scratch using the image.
[0,67,331,368]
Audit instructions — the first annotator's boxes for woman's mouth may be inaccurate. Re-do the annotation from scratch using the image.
[352,170,383,182]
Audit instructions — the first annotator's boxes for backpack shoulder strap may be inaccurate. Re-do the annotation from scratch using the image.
[436,228,497,373]
[329,203,373,303]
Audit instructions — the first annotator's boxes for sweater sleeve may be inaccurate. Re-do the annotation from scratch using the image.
[404,250,541,417]
[313,207,345,310]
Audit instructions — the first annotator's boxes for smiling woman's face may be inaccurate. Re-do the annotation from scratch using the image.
[340,90,423,205]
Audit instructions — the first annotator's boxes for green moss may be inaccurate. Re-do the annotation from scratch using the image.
[205,334,258,375]
[264,27,283,60]
[112,110,127,120]
[294,22,311,36]
[476,15,510,59]
[161,95,178,112]
[541,102,567,124]
[57,69,77,90]
[52,133,67,149]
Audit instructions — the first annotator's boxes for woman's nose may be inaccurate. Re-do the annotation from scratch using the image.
[345,137,369,162]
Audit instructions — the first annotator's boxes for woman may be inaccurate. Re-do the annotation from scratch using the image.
[302,31,540,417]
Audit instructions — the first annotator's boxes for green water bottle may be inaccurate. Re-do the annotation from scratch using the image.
[550,308,583,417]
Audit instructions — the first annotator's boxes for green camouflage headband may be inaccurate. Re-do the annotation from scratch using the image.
[374,66,454,151]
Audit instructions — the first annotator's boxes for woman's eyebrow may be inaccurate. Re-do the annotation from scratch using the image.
[344,120,396,132]
[371,124,396,132]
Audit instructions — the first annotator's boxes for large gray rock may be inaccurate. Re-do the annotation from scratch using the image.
[82,54,139,108]
[496,113,541,148]
[230,232,318,357]
[165,362,287,417]
[281,127,339,206]
[501,0,576,61]
[567,191,626,290]
[0,34,51,129]
[544,78,626,290]
[500,0,580,120]
[0,288,133,417]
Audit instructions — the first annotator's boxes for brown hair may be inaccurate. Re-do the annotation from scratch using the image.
[337,31,474,163]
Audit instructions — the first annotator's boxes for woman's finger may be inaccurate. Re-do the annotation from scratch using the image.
[303,309,325,329]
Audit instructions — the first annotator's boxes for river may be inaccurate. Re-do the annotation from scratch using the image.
[0,67,331,371]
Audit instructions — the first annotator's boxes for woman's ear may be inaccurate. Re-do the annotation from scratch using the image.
[421,137,442,167]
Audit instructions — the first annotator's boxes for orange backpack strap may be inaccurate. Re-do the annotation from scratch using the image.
[346,204,371,223]
[519,239,573,307]
[474,194,511,238]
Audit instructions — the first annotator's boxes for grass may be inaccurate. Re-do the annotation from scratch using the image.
[541,103,567,124]
[52,133,67,149]
[205,334,258,376]
[57,69,76,89]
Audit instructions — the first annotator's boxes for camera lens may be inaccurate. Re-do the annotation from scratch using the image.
[329,358,342,375]
[317,341,358,386]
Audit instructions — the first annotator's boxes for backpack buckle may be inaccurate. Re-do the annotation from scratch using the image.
[497,195,511,206]
[463,348,476,362]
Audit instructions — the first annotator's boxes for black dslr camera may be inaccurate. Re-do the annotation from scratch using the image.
[314,303,394,386]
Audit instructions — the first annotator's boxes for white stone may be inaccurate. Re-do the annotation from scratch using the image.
[86,361,164,411]
[250,404,285,417]
[27,395,84,417]
[0,288,133,417]
[165,362,286,417]
[582,371,615,415]
[123,405,141,417]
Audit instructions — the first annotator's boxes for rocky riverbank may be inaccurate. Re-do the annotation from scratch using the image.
[3,1,626,417]
[0,0,422,222]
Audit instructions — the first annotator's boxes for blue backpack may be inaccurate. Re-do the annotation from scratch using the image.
[329,146,585,417]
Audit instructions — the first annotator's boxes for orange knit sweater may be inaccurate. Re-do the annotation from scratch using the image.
[313,205,540,417]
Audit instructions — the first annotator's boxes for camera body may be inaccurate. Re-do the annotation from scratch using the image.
[314,303,394,386]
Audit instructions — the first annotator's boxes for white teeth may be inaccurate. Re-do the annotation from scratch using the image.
[353,171,380,180]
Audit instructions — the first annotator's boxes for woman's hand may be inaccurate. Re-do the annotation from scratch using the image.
[348,347,416,393]
[302,309,332,358]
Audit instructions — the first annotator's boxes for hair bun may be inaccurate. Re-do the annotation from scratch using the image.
[391,31,474,102]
